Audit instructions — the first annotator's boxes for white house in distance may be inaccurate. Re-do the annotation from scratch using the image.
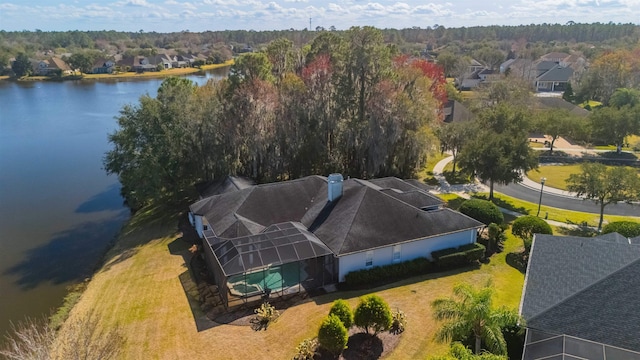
[189,174,483,308]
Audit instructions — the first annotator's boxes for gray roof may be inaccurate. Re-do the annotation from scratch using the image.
[536,97,589,117]
[536,66,573,82]
[192,175,481,256]
[520,233,640,352]
[443,100,473,123]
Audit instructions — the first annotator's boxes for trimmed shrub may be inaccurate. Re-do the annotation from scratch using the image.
[329,299,353,328]
[389,309,407,335]
[342,257,433,288]
[353,294,393,335]
[432,243,486,268]
[318,314,348,356]
[293,338,318,360]
[512,216,553,253]
[459,199,504,225]
[602,221,640,238]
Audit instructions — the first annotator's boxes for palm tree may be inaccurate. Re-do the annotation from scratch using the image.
[432,282,521,355]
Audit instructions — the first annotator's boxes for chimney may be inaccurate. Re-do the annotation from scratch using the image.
[327,173,344,202]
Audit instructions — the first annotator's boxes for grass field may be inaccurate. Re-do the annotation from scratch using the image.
[67,201,525,359]
[475,192,640,227]
[528,164,640,191]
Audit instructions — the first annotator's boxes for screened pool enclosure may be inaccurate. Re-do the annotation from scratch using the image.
[203,222,337,308]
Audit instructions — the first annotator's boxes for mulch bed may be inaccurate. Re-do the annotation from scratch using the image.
[315,328,401,360]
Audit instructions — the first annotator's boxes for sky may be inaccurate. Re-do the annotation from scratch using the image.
[0,0,639,32]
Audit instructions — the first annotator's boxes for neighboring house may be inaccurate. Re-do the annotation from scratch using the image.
[443,100,473,123]
[149,54,173,69]
[540,52,571,64]
[535,65,574,92]
[519,233,640,359]
[91,59,116,74]
[477,68,499,82]
[468,58,485,73]
[118,56,157,72]
[189,174,483,308]
[535,97,589,117]
[35,57,72,75]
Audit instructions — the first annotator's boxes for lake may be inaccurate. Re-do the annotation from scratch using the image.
[0,67,228,339]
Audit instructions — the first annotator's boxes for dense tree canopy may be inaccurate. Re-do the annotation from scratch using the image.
[459,103,538,200]
[104,27,445,209]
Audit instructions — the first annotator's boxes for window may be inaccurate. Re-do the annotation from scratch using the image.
[393,245,401,262]
[365,251,373,267]
[203,224,209,231]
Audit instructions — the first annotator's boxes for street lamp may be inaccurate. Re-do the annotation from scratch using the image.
[537,177,546,217]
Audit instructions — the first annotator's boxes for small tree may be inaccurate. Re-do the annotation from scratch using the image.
[459,199,504,226]
[11,53,32,77]
[432,283,520,355]
[602,221,640,238]
[318,314,348,356]
[511,216,552,253]
[353,294,393,335]
[566,163,640,231]
[486,223,506,254]
[329,299,353,328]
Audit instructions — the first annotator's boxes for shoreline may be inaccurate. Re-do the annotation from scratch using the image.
[0,60,233,82]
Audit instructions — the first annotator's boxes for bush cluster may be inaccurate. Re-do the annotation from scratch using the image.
[602,221,640,238]
[343,257,434,288]
[431,243,486,268]
[459,199,504,225]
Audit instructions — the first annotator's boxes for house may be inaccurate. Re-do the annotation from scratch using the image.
[535,65,573,92]
[117,56,157,72]
[91,59,116,74]
[35,57,72,75]
[443,100,473,123]
[519,233,640,359]
[535,97,589,117]
[149,54,173,70]
[189,174,483,308]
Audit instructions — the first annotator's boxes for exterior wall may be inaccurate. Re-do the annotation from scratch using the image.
[188,212,195,227]
[194,215,204,238]
[337,229,476,282]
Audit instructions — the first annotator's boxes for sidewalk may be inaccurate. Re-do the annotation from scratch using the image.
[430,155,593,230]
[432,155,576,198]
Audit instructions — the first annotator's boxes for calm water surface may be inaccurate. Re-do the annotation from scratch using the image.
[0,68,228,338]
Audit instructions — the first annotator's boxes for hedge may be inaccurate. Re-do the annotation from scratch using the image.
[342,243,486,288]
[432,243,486,268]
[343,257,433,288]
[459,198,504,225]
[602,221,640,238]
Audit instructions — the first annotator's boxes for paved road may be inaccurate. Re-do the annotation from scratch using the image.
[433,155,639,217]
[493,182,639,217]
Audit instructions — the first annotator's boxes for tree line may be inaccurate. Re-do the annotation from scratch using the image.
[2,22,639,71]
[104,27,445,209]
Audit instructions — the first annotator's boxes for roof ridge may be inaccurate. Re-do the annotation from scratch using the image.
[336,186,369,255]
[527,238,640,323]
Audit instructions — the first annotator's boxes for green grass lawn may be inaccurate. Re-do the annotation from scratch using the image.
[528,164,640,191]
[529,141,545,148]
[474,192,640,227]
[68,199,526,359]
